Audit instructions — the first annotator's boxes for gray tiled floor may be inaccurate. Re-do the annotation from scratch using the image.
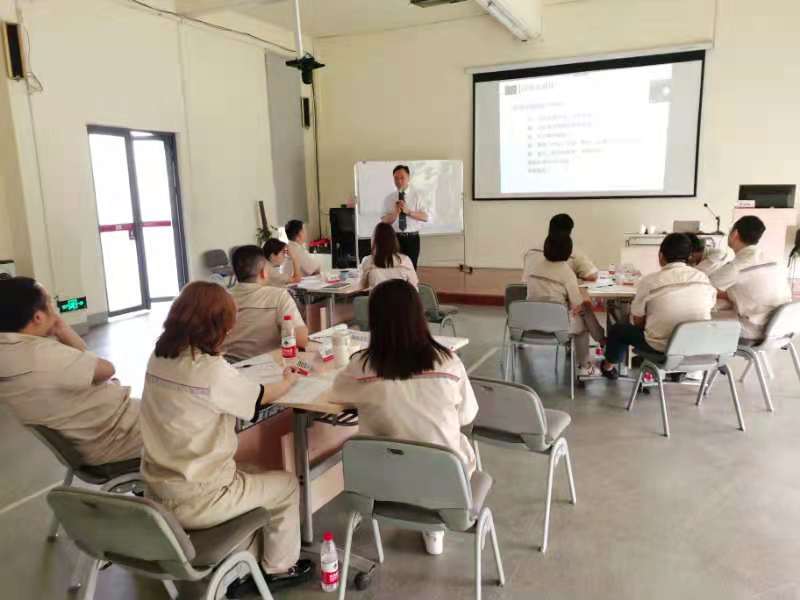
[2,303,800,599]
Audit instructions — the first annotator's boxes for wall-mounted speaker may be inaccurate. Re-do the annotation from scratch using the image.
[3,21,24,80]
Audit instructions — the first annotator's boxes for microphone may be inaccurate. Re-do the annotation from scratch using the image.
[703,203,722,234]
[398,191,407,231]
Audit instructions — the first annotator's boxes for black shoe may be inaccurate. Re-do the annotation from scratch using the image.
[667,372,686,383]
[227,559,314,597]
[600,365,619,380]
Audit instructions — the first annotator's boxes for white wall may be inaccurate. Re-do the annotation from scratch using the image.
[1,0,307,321]
[314,0,800,268]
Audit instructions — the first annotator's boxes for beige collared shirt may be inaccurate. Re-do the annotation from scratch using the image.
[0,333,141,465]
[524,258,583,308]
[329,351,478,476]
[359,254,419,289]
[140,349,262,503]
[223,282,305,361]
[267,263,292,288]
[709,246,791,340]
[282,241,320,278]
[631,262,716,352]
[522,247,598,282]
[695,246,734,276]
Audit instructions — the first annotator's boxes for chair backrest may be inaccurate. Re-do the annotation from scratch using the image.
[508,300,570,343]
[417,283,440,316]
[29,425,84,471]
[663,320,742,370]
[352,296,369,330]
[46,487,200,580]
[342,437,474,530]
[203,249,230,270]
[759,300,800,347]
[469,377,550,451]
[504,284,527,314]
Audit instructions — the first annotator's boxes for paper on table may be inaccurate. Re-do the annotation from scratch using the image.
[277,376,334,405]
[235,354,280,368]
[236,359,285,384]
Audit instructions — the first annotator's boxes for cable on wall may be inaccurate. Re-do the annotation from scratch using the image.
[310,78,324,238]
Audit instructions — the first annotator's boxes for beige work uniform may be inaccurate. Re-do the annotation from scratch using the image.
[140,349,300,574]
[0,333,141,465]
[329,352,478,476]
[223,283,305,361]
[267,263,292,288]
[359,254,419,289]
[524,259,604,364]
[282,241,319,278]
[522,247,598,281]
[709,246,791,341]
[695,246,733,276]
[631,263,716,352]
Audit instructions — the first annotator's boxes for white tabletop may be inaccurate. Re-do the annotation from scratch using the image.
[293,272,366,296]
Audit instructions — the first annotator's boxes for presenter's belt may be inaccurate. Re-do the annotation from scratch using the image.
[397,231,420,238]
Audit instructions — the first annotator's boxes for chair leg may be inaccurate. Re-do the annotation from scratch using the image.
[337,512,361,600]
[753,351,775,412]
[541,446,557,553]
[48,469,74,541]
[473,439,483,472]
[655,371,670,438]
[475,507,504,600]
[703,368,719,398]
[75,558,100,600]
[569,339,575,401]
[738,359,752,383]
[627,368,645,411]
[371,519,384,564]
[162,580,179,600]
[69,552,92,592]
[722,365,746,432]
[487,511,506,588]
[695,370,710,407]
[562,439,577,505]
[788,342,800,385]
[763,353,775,380]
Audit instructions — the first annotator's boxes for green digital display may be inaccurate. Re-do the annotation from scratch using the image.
[57,297,88,313]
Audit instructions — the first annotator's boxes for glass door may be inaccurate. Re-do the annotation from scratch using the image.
[88,127,187,316]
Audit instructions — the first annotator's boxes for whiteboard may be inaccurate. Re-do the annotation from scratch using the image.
[354,160,464,238]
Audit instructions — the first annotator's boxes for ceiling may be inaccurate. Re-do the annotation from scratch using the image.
[175,0,585,39]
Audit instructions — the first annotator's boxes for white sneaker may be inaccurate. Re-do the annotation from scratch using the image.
[577,364,600,378]
[422,531,444,555]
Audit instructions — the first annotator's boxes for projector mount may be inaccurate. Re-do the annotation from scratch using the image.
[285,0,325,84]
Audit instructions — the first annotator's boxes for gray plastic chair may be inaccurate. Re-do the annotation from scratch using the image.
[730,301,800,412]
[203,249,235,287]
[500,284,528,377]
[46,487,273,600]
[506,300,577,400]
[627,320,745,438]
[352,296,369,331]
[418,283,458,336]
[28,425,142,591]
[469,377,575,554]
[338,436,505,600]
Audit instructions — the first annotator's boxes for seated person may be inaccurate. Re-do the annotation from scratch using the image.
[526,233,605,377]
[223,245,308,361]
[329,279,477,556]
[262,238,300,288]
[687,233,732,276]
[522,213,599,283]
[281,219,320,278]
[709,216,791,341]
[140,281,311,591]
[359,222,419,289]
[0,277,140,465]
[601,234,716,379]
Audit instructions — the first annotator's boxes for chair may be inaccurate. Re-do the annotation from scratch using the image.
[506,300,577,400]
[418,283,458,336]
[46,487,274,600]
[352,296,369,331]
[338,437,505,600]
[500,284,527,376]
[731,301,800,412]
[627,320,745,438]
[28,425,143,591]
[469,377,575,554]
[203,249,235,287]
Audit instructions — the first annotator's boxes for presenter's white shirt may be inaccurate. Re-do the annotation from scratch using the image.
[329,351,478,476]
[282,241,319,277]
[359,254,418,289]
[709,246,791,340]
[383,186,432,234]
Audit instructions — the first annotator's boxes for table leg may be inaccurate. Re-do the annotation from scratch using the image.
[293,410,314,546]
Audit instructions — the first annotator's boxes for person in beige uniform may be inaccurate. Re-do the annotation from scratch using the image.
[525,234,605,377]
[687,233,733,276]
[140,281,312,592]
[0,277,140,465]
[601,234,716,379]
[359,222,419,289]
[522,213,599,283]
[223,245,309,361]
[329,279,477,557]
[709,216,792,341]
[262,238,300,288]
[281,219,320,279]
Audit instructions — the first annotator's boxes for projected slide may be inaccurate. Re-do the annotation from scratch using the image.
[473,51,705,199]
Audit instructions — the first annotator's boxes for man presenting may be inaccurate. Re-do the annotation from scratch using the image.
[382,164,431,269]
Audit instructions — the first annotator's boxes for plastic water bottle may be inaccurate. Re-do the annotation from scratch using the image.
[281,315,297,359]
[320,531,339,592]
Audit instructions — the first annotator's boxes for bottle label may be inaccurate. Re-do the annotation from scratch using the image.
[281,335,297,358]
[321,560,339,585]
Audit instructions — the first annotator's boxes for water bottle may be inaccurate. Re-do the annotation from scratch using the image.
[320,531,339,592]
[281,315,297,359]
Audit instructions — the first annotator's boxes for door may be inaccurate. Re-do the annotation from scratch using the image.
[88,126,187,316]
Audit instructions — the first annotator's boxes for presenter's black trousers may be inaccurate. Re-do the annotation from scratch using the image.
[398,232,420,270]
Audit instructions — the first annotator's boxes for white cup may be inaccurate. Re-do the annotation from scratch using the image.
[639,224,647,234]
[332,331,351,368]
[649,224,658,235]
